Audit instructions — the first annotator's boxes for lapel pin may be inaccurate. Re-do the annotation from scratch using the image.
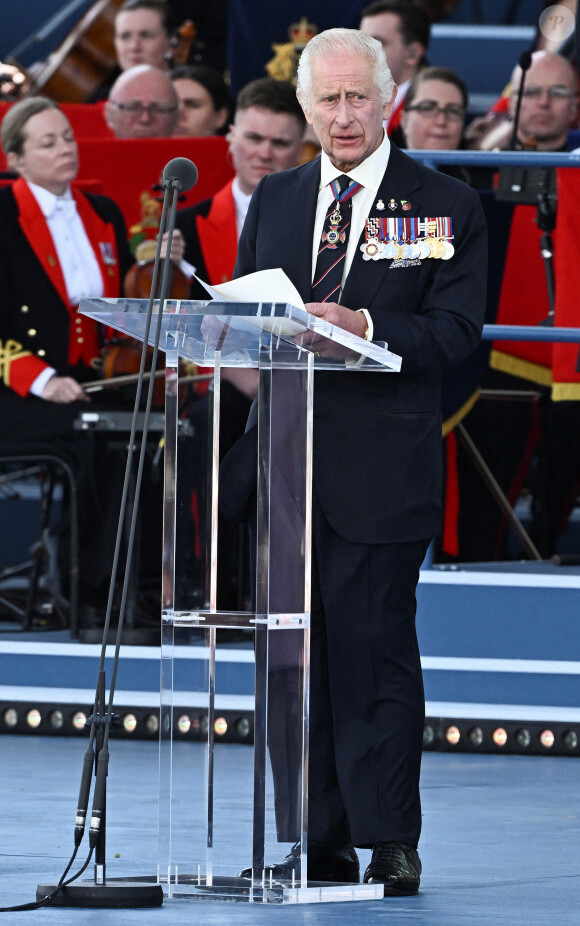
[388,198,397,211]
[376,199,385,211]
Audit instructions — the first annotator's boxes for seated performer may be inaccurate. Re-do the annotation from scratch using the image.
[105,65,180,139]
[170,64,231,137]
[171,77,306,608]
[0,96,135,612]
[89,0,174,101]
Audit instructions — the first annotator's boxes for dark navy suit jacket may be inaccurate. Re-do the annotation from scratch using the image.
[231,144,488,545]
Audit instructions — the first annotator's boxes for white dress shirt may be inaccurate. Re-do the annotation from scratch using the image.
[231,177,253,240]
[312,131,392,295]
[27,182,104,395]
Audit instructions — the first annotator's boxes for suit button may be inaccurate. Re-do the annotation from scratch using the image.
[77,337,84,344]
[37,349,46,357]
[27,328,37,337]
[21,305,29,313]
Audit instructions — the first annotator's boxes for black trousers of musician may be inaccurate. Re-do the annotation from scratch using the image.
[308,493,429,850]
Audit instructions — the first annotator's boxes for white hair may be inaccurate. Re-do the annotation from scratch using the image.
[296,28,395,114]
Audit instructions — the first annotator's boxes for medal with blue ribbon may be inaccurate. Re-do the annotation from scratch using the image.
[323,177,363,250]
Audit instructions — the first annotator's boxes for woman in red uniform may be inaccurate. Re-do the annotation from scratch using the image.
[0,96,133,612]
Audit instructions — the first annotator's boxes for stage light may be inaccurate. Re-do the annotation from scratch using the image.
[26,709,42,729]
[492,727,507,747]
[235,717,252,739]
[123,713,138,733]
[445,725,460,745]
[3,708,18,728]
[177,714,191,734]
[515,728,531,748]
[539,729,555,749]
[71,711,87,730]
[562,730,578,751]
[423,724,436,748]
[48,710,64,730]
[467,726,484,747]
[214,717,227,736]
[144,713,160,735]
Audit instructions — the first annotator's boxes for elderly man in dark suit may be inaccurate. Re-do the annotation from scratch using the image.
[233,28,487,895]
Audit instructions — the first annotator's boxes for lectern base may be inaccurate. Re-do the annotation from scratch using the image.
[36,880,163,908]
[166,874,383,905]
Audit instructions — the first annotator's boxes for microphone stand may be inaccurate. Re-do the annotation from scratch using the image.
[536,182,557,326]
[36,158,198,909]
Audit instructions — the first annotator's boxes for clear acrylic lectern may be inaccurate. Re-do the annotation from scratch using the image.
[80,296,401,905]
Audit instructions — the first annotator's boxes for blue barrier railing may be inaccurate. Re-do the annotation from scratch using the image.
[406,150,580,169]
[482,325,580,342]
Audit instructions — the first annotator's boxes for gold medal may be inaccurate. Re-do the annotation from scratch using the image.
[428,238,444,259]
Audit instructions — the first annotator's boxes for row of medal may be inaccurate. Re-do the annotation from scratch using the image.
[361,216,455,262]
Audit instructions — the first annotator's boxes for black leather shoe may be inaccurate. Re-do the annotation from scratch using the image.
[363,841,421,896]
[239,841,360,883]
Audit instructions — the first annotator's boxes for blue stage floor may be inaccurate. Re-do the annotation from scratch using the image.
[1,735,578,924]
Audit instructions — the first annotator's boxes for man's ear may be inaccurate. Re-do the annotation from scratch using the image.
[406,41,425,68]
[216,107,230,131]
[382,83,399,124]
[104,101,115,131]
[6,152,19,171]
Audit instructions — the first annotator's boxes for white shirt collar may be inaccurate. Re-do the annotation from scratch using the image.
[319,130,391,194]
[27,181,74,219]
[231,176,253,238]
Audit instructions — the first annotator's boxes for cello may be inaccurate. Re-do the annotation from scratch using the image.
[12,0,195,104]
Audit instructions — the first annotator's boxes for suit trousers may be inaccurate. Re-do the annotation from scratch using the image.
[308,491,429,849]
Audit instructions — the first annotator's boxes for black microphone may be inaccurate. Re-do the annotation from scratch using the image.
[162,156,198,192]
[510,50,533,150]
[74,744,95,847]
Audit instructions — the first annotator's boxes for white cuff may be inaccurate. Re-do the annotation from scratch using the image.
[30,367,56,397]
[356,307,373,341]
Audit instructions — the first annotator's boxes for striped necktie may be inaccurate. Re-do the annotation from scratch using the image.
[311,175,363,303]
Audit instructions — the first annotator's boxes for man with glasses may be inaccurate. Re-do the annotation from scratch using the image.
[476,51,579,152]
[105,64,180,138]
[451,51,579,564]
[509,51,578,151]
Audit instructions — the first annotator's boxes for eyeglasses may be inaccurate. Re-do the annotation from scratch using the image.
[406,101,465,121]
[108,101,179,118]
[521,85,577,100]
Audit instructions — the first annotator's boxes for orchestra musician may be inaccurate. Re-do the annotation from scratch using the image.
[0,96,136,614]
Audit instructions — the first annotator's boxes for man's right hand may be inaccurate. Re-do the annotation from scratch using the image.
[41,376,89,403]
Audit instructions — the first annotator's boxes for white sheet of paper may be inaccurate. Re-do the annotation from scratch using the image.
[193,268,305,310]
[193,268,308,336]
